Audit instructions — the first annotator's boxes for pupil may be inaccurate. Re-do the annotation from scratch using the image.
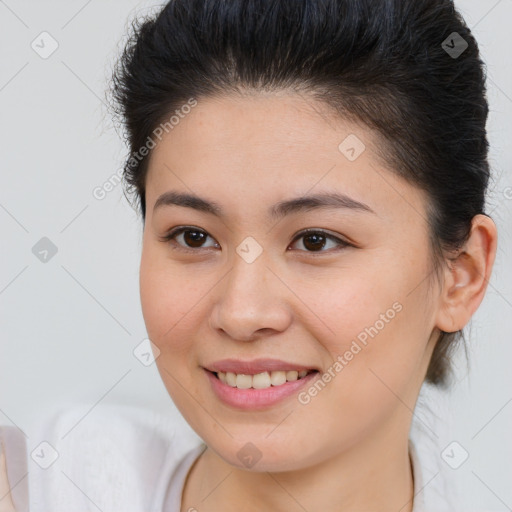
[304,233,325,251]
[184,230,205,247]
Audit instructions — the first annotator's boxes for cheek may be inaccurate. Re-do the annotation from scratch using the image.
[301,267,397,351]
[139,246,192,352]
[139,249,206,409]
[139,244,219,364]
[312,264,430,396]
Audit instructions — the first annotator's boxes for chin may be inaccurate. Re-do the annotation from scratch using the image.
[202,434,328,473]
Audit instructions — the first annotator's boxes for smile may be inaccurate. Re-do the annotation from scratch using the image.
[203,358,320,409]
[215,369,314,389]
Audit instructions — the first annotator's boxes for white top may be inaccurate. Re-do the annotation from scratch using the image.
[0,403,455,512]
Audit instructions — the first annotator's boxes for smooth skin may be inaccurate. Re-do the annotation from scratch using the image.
[138,90,497,512]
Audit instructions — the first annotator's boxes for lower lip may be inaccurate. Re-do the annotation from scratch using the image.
[204,369,319,410]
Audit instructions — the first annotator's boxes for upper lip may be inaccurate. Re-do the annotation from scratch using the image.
[204,358,318,375]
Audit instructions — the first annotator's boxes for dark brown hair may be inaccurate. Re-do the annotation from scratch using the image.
[109,0,492,388]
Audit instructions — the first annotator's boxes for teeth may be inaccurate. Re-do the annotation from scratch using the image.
[252,372,271,389]
[235,374,252,389]
[226,372,237,387]
[270,370,287,386]
[216,370,312,389]
[286,370,298,381]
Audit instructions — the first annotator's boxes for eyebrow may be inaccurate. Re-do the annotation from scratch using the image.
[153,190,377,219]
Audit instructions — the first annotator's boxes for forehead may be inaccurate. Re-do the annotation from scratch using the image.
[152,91,378,158]
[145,92,428,226]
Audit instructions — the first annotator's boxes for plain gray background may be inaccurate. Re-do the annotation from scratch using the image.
[1,1,511,509]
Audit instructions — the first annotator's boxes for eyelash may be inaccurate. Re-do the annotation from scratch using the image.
[158,226,353,255]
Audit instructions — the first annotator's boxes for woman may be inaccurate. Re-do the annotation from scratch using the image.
[1,0,498,510]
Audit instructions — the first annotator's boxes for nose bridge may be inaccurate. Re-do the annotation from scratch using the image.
[210,242,291,339]
[224,245,274,313]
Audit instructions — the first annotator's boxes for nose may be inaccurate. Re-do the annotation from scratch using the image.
[209,253,292,342]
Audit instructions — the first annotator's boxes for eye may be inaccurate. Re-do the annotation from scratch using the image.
[288,229,352,253]
[159,226,352,254]
[159,226,219,252]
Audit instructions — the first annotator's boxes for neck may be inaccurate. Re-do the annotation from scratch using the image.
[181,410,416,512]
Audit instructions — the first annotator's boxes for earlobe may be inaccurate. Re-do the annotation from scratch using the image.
[435,214,498,333]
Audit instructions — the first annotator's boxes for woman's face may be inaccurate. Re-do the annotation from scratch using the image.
[140,92,441,471]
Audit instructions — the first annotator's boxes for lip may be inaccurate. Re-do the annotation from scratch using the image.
[204,367,319,410]
[205,358,318,375]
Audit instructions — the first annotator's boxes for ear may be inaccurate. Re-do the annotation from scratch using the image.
[435,214,498,333]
